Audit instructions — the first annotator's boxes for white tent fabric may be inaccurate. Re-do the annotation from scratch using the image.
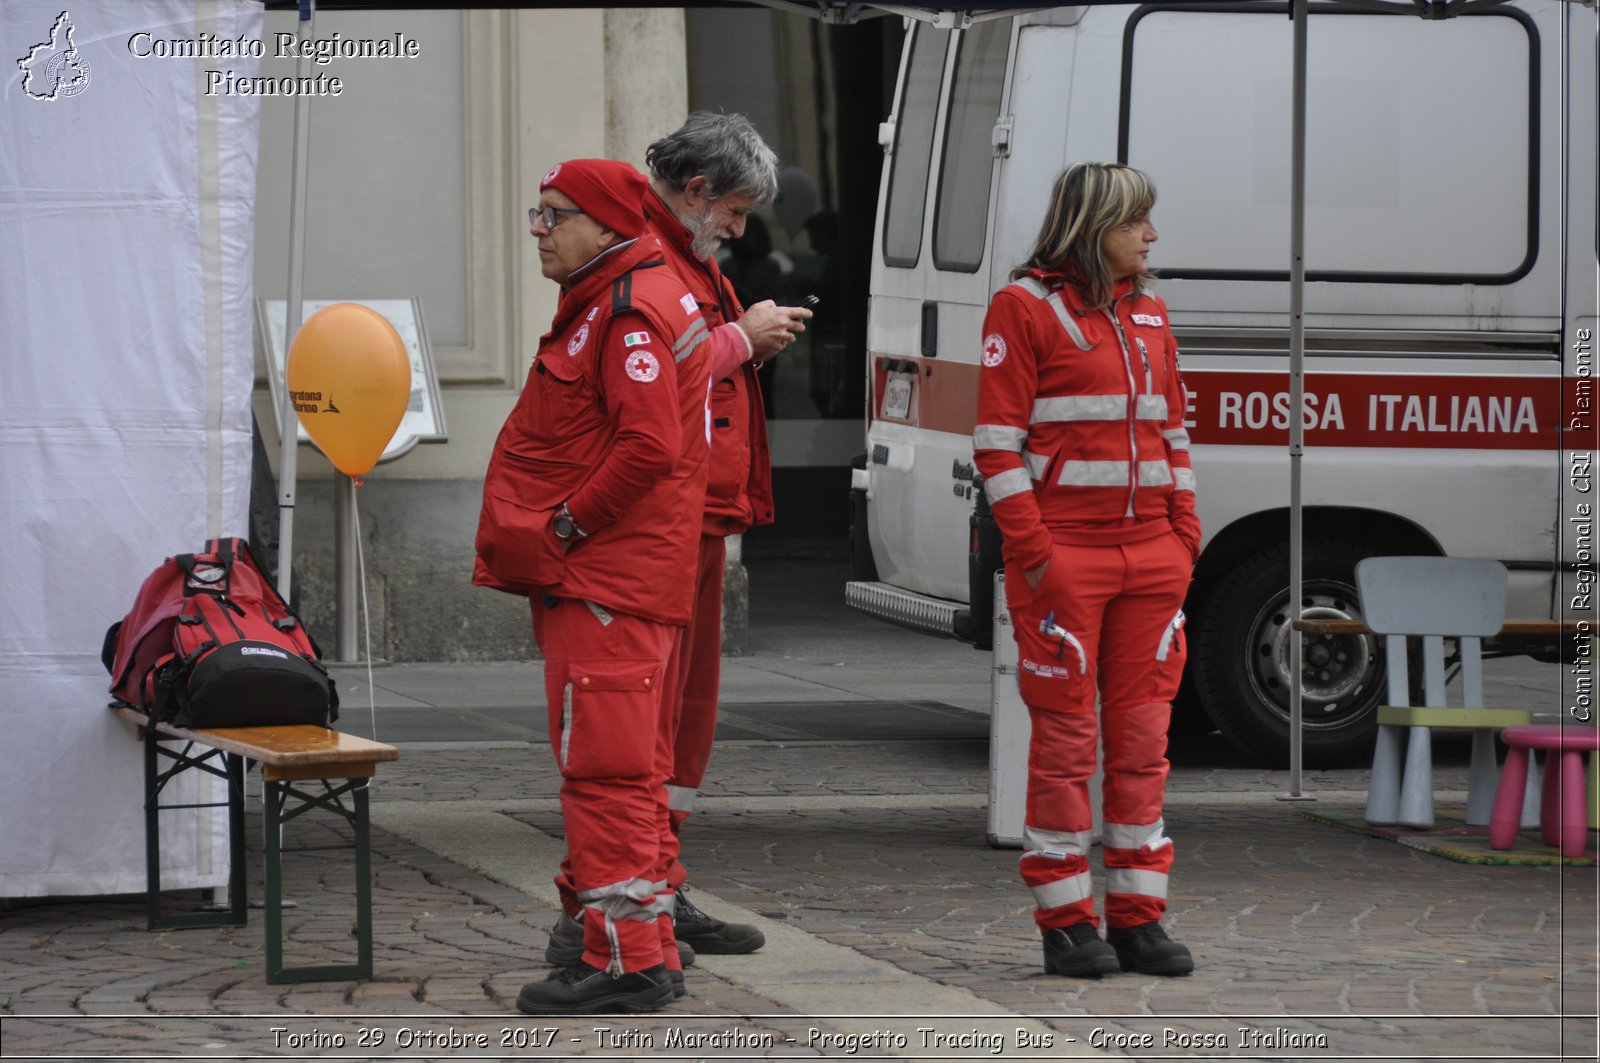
[0,0,262,897]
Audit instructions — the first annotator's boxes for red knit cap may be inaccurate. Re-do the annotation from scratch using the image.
[539,159,648,239]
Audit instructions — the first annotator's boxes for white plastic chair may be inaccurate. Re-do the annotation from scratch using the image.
[1357,557,1533,829]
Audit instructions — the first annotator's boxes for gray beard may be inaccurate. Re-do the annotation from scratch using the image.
[684,204,722,261]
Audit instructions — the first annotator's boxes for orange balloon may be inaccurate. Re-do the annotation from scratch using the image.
[286,303,411,477]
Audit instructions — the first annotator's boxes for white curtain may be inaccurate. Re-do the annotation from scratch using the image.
[0,0,261,896]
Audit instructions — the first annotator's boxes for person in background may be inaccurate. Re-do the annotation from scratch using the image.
[972,162,1198,979]
[474,158,711,1014]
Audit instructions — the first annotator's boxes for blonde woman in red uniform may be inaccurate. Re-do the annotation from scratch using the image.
[973,162,1198,978]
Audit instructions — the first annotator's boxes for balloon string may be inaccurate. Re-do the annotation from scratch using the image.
[351,480,381,767]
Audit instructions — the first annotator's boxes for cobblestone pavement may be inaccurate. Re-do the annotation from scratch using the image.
[3,733,1594,1062]
[3,560,1596,1062]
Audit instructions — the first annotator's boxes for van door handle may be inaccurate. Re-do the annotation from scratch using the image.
[921,301,938,359]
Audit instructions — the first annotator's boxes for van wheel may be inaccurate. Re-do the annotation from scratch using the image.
[1190,539,1381,767]
[1168,675,1215,740]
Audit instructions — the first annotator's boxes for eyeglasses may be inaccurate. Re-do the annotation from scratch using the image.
[530,205,585,230]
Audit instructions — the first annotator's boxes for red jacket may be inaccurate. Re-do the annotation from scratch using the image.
[473,235,712,625]
[644,187,774,535]
[973,271,1200,574]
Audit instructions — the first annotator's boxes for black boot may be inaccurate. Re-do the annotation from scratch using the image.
[672,886,765,954]
[1042,923,1120,977]
[515,961,675,1015]
[1106,922,1194,976]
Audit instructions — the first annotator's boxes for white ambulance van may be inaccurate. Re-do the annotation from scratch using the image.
[846,1,1598,765]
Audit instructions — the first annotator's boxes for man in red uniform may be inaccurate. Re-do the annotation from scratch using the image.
[474,158,710,1014]
[542,114,810,968]
[645,113,817,956]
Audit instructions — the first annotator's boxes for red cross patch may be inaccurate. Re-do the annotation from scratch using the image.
[625,350,661,383]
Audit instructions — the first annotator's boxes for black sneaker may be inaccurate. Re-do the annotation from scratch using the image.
[668,967,685,1000]
[672,887,764,954]
[1042,923,1120,978]
[545,912,694,968]
[515,961,675,1015]
[1106,922,1195,976]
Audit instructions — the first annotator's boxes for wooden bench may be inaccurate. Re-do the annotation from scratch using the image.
[115,707,398,983]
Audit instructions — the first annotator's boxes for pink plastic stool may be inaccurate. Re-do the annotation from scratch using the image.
[1489,725,1600,858]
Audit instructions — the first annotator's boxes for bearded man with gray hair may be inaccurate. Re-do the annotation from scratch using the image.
[541,113,810,973]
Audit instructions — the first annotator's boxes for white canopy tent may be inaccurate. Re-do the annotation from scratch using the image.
[1,0,263,897]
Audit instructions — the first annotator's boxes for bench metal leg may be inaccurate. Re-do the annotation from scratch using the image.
[142,736,247,931]
[264,777,374,984]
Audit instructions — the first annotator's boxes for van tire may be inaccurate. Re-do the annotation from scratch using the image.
[1168,676,1215,740]
[1189,538,1381,767]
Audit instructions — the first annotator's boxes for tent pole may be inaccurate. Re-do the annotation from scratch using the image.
[1282,0,1311,800]
[275,0,316,602]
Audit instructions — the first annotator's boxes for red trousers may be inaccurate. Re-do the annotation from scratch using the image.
[1007,532,1191,930]
[661,533,726,887]
[534,597,681,973]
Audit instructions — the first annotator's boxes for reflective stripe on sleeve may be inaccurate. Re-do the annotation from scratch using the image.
[1173,467,1197,492]
[1162,427,1191,451]
[974,424,1028,452]
[673,319,709,362]
[1105,868,1169,899]
[1135,394,1168,420]
[1030,871,1093,910]
[666,784,696,814]
[1138,460,1173,486]
[1023,450,1049,480]
[984,466,1034,504]
[1033,394,1126,423]
[1101,819,1171,852]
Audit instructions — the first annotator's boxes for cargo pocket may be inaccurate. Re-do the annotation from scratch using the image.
[554,658,663,780]
[1015,603,1094,711]
[475,491,566,591]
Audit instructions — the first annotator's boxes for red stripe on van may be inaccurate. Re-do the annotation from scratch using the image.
[874,356,1577,451]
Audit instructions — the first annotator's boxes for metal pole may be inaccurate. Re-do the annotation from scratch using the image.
[1282,0,1311,800]
[275,0,316,602]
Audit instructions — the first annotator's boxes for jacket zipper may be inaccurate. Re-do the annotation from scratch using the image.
[1102,298,1140,518]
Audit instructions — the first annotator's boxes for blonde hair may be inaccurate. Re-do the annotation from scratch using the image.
[1012,162,1156,308]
